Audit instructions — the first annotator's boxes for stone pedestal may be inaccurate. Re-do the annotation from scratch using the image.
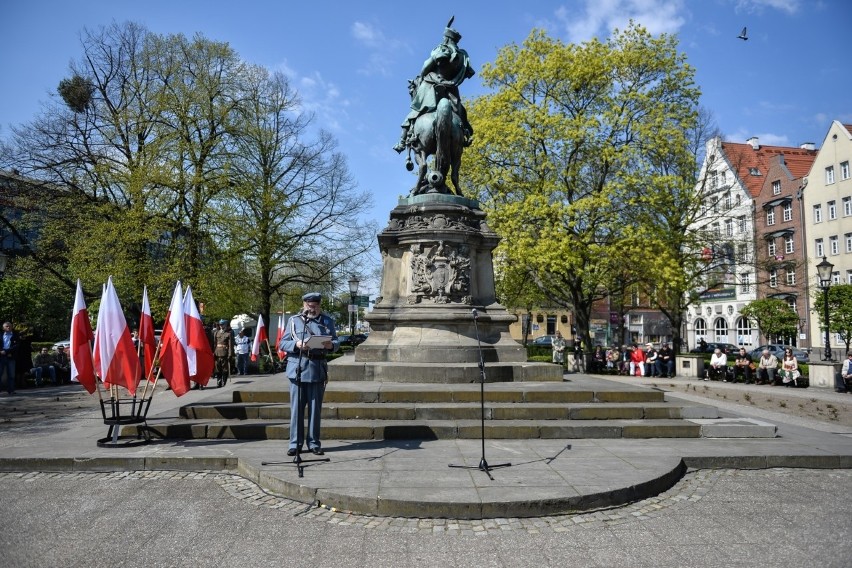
[329,194,561,383]
[676,354,705,379]
[808,361,842,389]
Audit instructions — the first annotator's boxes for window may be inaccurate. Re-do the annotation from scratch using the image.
[740,272,751,293]
[842,161,850,180]
[829,200,837,220]
[738,216,747,232]
[767,240,776,256]
[724,192,732,210]
[786,299,797,314]
[712,222,720,236]
[846,233,852,253]
[737,244,748,263]
[830,235,839,255]
[826,166,835,184]
[714,318,729,343]
[766,208,775,226]
[814,204,823,223]
[786,269,796,286]
[735,194,742,207]
[783,203,792,221]
[772,180,781,195]
[784,235,794,254]
[844,196,852,216]
[769,269,778,288]
[736,317,752,345]
[725,219,733,237]
[847,270,852,285]
[815,238,824,257]
[833,271,841,285]
[694,318,706,338]
[709,170,718,189]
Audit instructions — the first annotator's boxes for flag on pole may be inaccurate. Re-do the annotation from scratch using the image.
[251,314,267,362]
[69,280,97,394]
[183,286,214,386]
[275,314,286,361]
[93,277,141,395]
[139,286,157,380]
[159,282,191,396]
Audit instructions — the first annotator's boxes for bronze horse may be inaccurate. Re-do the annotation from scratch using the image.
[409,98,465,196]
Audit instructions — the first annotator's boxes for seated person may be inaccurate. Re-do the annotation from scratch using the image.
[32,347,57,386]
[780,348,799,387]
[733,348,753,383]
[591,346,606,373]
[53,345,71,384]
[644,343,658,377]
[757,349,779,385]
[656,343,675,378]
[706,348,727,381]
[840,350,852,392]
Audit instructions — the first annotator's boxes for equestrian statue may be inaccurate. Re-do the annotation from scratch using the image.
[394,17,475,196]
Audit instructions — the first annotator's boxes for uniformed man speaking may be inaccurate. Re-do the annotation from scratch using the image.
[279,292,339,456]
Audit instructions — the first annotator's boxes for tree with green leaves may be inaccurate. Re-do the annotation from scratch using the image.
[465,23,700,350]
[815,284,852,353]
[740,298,799,344]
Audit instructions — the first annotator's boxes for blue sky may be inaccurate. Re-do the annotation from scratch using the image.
[2,0,850,285]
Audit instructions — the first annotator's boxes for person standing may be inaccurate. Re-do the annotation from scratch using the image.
[279,292,339,456]
[0,322,20,395]
[212,320,233,388]
[233,328,251,376]
[551,331,566,367]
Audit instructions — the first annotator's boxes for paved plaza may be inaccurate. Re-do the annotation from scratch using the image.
[1,374,851,567]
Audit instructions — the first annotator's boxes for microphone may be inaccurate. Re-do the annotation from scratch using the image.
[471,308,478,320]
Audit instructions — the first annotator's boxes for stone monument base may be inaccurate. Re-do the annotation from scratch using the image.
[328,358,563,383]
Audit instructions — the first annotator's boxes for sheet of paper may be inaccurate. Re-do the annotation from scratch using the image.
[304,335,332,350]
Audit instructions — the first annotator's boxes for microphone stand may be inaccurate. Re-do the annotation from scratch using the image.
[262,310,329,478]
[449,308,511,480]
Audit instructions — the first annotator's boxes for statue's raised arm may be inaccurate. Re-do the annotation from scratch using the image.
[393,17,475,197]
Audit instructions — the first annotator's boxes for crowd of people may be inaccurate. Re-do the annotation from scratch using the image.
[580,343,676,378]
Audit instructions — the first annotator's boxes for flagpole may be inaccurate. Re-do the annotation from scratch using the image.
[138,341,163,401]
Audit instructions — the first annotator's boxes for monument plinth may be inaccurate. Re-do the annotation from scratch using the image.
[328,194,562,383]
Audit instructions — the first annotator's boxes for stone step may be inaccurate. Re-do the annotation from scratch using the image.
[129,417,774,440]
[180,401,720,421]
[232,384,667,405]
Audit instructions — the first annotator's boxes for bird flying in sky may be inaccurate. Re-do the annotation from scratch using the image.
[737,27,748,40]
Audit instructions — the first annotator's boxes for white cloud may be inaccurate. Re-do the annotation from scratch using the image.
[272,60,350,132]
[351,21,384,48]
[350,20,407,76]
[735,0,800,15]
[726,128,790,146]
[556,0,686,43]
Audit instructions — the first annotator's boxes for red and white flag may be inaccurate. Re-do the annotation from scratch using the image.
[275,314,286,361]
[138,286,157,381]
[93,277,141,395]
[251,314,267,362]
[159,282,191,396]
[69,280,97,394]
[183,286,214,386]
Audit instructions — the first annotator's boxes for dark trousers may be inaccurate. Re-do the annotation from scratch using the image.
[733,365,752,383]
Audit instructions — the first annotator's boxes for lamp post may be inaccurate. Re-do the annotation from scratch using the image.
[816,255,834,362]
[348,275,360,337]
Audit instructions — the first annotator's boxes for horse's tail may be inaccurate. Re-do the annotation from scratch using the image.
[434,99,453,174]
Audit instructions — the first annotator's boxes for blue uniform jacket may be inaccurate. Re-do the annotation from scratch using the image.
[279,313,339,383]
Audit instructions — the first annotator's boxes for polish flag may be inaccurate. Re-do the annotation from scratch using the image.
[69,280,97,394]
[138,286,157,380]
[93,277,141,395]
[183,286,214,386]
[159,282,191,396]
[251,314,267,362]
[275,314,286,361]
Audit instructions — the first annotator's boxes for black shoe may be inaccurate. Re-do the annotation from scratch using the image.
[217,377,224,388]
[310,447,324,455]
[287,448,297,456]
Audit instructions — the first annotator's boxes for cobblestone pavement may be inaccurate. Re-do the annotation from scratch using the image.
[2,468,850,567]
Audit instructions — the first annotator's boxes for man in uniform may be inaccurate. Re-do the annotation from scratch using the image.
[279,292,339,456]
[212,319,233,388]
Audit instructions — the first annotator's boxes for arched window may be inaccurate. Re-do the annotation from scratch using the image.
[694,318,706,339]
[714,318,729,342]
[736,317,752,345]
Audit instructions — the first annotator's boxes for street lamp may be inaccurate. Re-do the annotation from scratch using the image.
[348,275,360,337]
[816,255,834,361]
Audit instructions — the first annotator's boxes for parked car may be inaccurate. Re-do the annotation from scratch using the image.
[531,335,555,347]
[690,342,739,355]
[51,339,71,351]
[750,344,809,363]
[338,333,368,347]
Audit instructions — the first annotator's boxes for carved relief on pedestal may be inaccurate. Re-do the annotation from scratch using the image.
[385,214,480,234]
[407,241,472,304]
